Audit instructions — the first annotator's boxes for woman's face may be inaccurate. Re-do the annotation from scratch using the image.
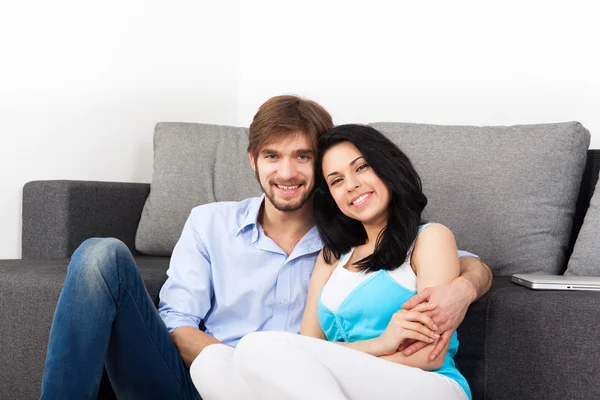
[321,141,391,227]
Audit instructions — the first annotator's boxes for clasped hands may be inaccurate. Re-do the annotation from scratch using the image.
[372,279,473,360]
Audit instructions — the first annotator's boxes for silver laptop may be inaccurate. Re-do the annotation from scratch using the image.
[512,274,600,291]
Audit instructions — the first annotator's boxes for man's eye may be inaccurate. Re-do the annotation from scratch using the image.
[265,154,277,159]
[299,155,312,161]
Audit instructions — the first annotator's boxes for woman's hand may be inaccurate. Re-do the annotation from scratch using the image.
[374,309,440,356]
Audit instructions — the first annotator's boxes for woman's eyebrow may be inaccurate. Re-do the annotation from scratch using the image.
[326,156,365,178]
[349,156,364,166]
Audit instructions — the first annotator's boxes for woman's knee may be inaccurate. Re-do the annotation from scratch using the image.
[235,331,300,370]
[190,344,234,388]
[237,331,290,353]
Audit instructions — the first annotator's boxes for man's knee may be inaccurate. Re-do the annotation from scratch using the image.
[78,237,130,256]
[69,238,132,280]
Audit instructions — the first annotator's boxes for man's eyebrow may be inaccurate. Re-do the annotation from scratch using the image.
[294,149,314,156]
[326,156,365,179]
[260,149,279,155]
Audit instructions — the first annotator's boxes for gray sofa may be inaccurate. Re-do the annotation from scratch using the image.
[1,121,599,399]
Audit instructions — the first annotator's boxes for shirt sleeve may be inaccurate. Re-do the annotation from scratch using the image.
[458,250,479,259]
[158,209,213,333]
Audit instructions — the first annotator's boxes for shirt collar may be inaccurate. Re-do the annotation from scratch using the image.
[236,194,265,237]
[235,194,324,253]
[300,225,324,254]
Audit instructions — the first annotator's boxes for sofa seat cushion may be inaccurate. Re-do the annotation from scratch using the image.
[0,257,170,400]
[454,279,490,400]
[483,277,600,400]
[370,122,590,276]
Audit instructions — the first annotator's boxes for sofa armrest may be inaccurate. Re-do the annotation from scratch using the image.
[483,276,600,400]
[22,180,150,259]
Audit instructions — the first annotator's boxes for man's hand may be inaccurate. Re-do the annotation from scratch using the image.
[399,276,476,360]
[171,327,222,367]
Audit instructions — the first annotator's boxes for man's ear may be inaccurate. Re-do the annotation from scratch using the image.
[249,152,256,173]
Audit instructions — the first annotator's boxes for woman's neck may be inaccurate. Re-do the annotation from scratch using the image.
[362,218,387,249]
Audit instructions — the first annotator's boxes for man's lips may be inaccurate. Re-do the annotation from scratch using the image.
[273,183,303,195]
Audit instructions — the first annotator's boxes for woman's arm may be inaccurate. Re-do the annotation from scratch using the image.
[305,250,439,359]
[380,223,461,370]
[299,250,336,340]
[333,305,439,364]
[398,256,492,360]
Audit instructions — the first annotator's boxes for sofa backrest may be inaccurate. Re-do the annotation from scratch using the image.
[135,123,262,255]
[136,121,592,276]
[370,122,590,276]
[565,149,600,275]
[568,149,600,256]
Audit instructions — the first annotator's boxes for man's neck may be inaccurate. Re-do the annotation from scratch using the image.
[259,199,315,254]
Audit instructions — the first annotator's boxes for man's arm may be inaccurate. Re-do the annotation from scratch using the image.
[400,254,492,359]
[158,208,219,367]
[459,255,493,302]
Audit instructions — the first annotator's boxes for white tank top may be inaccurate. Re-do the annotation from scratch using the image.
[320,247,418,313]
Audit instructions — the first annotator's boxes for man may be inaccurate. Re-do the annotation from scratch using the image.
[41,95,492,399]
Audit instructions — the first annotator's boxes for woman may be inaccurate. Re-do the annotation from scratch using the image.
[190,124,471,400]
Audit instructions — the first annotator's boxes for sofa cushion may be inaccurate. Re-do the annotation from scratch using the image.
[483,277,600,400]
[136,123,262,255]
[0,257,170,400]
[566,178,600,276]
[454,282,489,400]
[369,122,590,276]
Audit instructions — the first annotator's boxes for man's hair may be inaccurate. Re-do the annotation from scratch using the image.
[313,124,428,273]
[248,95,333,158]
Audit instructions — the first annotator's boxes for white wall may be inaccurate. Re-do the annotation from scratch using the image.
[237,0,600,147]
[2,0,599,258]
[0,1,238,258]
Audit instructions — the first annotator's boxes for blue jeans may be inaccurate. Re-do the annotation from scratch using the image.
[41,238,200,400]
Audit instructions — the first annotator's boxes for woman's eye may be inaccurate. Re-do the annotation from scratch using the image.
[330,178,342,186]
[357,164,369,172]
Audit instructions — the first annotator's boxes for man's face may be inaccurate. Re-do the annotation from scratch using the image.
[250,132,315,212]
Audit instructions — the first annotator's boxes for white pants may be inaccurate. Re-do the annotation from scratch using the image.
[190,331,468,400]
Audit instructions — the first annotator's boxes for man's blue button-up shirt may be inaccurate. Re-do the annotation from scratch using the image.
[158,195,477,347]
[158,195,323,346]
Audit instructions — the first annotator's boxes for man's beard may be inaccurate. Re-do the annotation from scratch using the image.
[261,180,313,212]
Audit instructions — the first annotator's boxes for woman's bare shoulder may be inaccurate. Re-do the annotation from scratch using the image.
[316,249,339,271]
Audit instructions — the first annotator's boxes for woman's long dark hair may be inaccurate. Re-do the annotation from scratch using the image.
[314,124,427,273]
